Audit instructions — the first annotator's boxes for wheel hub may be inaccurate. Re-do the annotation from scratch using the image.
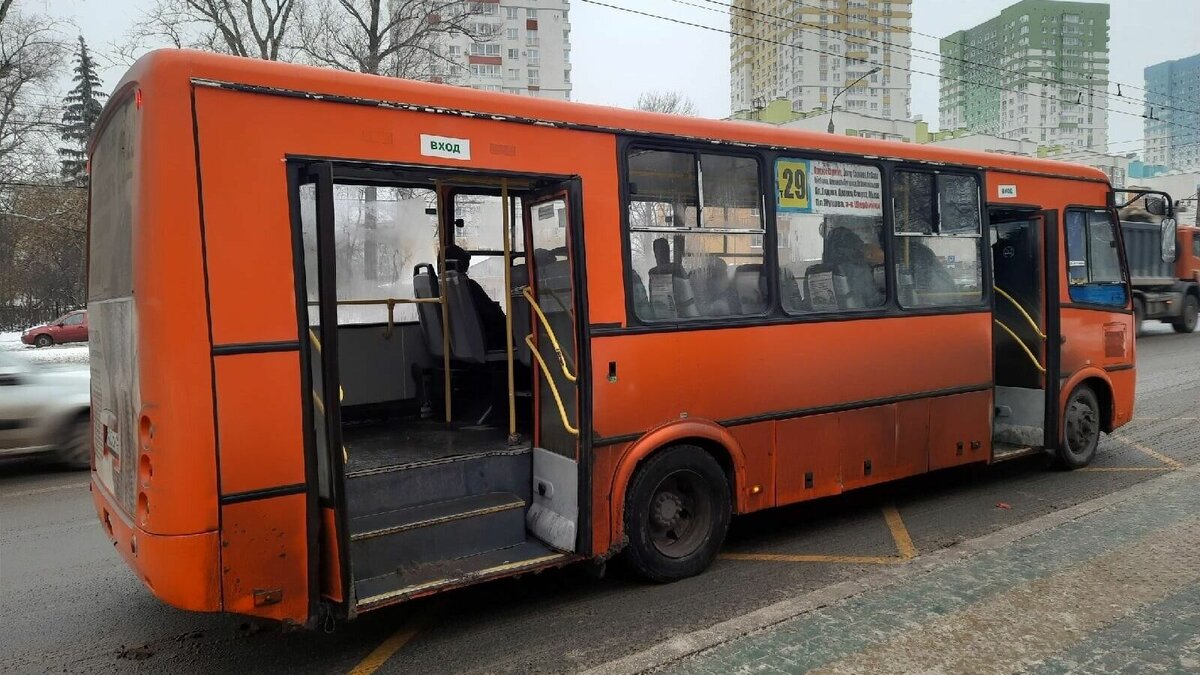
[652,491,684,529]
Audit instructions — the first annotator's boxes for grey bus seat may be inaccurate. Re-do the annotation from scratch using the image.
[734,263,767,313]
[443,269,489,364]
[413,263,443,359]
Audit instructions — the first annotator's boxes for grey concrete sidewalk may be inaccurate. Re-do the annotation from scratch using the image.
[590,465,1200,675]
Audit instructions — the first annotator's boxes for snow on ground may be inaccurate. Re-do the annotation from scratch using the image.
[0,332,90,367]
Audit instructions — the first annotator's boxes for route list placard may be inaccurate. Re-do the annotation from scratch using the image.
[776,158,883,216]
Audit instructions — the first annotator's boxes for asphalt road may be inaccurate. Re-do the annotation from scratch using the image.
[2,324,1197,675]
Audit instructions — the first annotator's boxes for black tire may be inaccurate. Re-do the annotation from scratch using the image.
[34,333,53,348]
[54,414,91,470]
[623,445,731,583]
[1057,385,1101,470]
[1132,297,1145,336]
[1172,294,1198,334]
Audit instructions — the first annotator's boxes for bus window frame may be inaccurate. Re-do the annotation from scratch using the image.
[888,166,989,311]
[621,141,772,325]
[615,135,994,333]
[1060,204,1134,314]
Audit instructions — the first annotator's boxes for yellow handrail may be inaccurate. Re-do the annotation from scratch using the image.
[993,319,1046,373]
[994,286,1046,340]
[525,334,579,436]
[522,286,577,383]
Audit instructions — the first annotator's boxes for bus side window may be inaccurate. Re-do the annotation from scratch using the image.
[893,171,984,308]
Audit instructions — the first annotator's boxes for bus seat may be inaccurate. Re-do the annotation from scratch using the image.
[630,270,652,319]
[734,264,767,313]
[413,263,443,359]
[780,267,804,310]
[647,270,699,318]
[443,269,488,364]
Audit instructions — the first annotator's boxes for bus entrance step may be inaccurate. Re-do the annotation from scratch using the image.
[349,492,528,582]
[991,443,1044,463]
[355,540,571,613]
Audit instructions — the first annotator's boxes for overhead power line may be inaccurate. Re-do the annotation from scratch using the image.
[581,0,1200,138]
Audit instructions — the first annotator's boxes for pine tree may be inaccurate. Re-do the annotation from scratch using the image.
[59,36,106,186]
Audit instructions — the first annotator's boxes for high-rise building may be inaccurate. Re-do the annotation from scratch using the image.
[729,1,913,119]
[437,0,572,100]
[939,0,1109,151]
[1144,53,1200,171]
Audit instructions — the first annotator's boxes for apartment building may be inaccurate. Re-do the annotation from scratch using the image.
[1144,53,1200,171]
[730,0,913,119]
[939,0,1109,151]
[437,0,572,100]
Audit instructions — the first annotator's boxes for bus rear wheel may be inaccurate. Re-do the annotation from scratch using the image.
[1057,384,1101,470]
[623,445,730,583]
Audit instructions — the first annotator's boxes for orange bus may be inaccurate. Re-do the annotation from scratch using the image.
[88,51,1155,628]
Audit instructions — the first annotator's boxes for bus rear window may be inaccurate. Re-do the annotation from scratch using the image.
[89,95,137,302]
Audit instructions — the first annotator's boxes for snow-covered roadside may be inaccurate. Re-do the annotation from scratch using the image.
[1,331,90,366]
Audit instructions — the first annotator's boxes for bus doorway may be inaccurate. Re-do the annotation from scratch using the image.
[293,162,584,617]
[989,208,1059,459]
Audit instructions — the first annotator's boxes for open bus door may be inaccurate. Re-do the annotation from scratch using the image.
[990,208,1061,460]
[520,183,585,553]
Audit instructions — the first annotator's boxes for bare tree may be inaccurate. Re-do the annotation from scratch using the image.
[636,90,697,116]
[295,0,491,78]
[0,3,67,182]
[117,0,299,63]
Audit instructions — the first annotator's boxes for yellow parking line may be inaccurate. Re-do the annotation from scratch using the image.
[721,505,917,565]
[1111,433,1183,470]
[348,617,423,675]
[882,505,917,560]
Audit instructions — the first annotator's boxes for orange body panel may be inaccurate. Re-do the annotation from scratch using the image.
[776,414,845,503]
[92,479,221,612]
[929,391,992,470]
[213,352,306,495]
[220,494,309,623]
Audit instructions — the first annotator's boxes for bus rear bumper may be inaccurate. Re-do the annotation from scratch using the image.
[91,475,222,613]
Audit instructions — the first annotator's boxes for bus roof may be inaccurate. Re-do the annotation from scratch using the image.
[110,49,1111,185]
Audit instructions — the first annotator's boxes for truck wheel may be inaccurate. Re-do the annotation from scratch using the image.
[623,445,731,583]
[1172,295,1198,334]
[1132,297,1145,335]
[34,334,53,348]
[1057,385,1100,470]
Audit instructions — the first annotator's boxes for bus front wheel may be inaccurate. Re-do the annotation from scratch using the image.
[1057,385,1101,470]
[623,445,730,583]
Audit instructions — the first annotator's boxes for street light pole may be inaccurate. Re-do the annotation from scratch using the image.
[827,66,881,134]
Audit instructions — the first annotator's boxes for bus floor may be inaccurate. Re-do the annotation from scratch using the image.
[341,418,522,473]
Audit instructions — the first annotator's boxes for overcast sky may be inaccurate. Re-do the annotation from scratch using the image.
[40,0,1200,155]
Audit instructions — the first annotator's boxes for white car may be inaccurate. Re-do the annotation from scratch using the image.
[0,352,90,469]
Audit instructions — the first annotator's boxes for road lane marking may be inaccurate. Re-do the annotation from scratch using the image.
[1111,433,1183,470]
[1,481,88,499]
[348,616,424,675]
[720,505,916,565]
[882,505,917,560]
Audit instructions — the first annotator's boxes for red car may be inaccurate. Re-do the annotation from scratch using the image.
[21,310,89,347]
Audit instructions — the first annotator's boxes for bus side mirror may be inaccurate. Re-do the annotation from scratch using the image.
[1161,217,1178,263]
[1145,197,1167,217]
